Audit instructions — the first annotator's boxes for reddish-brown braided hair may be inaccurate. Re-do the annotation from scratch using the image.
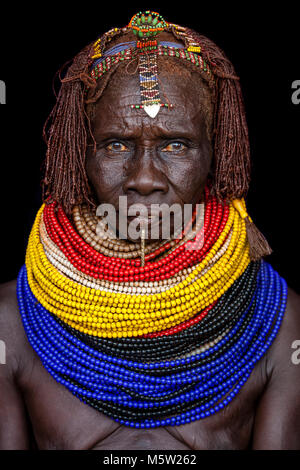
[186,29,251,201]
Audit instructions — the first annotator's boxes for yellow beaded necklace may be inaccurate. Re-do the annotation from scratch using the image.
[25,201,250,338]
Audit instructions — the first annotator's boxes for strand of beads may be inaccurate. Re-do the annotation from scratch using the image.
[43,205,213,287]
[26,207,246,338]
[17,261,287,428]
[73,205,161,257]
[89,44,212,82]
[72,202,202,259]
[39,217,231,295]
[24,270,258,414]
[42,188,227,281]
[44,201,215,280]
[57,262,260,362]
[25,199,250,337]
[39,189,233,292]
[59,262,259,362]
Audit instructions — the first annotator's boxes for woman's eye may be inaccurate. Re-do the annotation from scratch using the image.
[106,142,129,152]
[162,142,186,152]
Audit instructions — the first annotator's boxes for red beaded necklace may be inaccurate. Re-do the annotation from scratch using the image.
[43,188,229,283]
[42,188,229,283]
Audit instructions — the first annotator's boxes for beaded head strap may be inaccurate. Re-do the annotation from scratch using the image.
[88,10,212,118]
[128,11,168,118]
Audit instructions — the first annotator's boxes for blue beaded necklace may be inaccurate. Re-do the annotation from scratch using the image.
[17,260,287,428]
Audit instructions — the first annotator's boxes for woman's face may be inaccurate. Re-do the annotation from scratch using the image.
[86,62,213,241]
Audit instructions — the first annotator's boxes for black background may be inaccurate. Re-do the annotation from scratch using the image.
[0,2,299,291]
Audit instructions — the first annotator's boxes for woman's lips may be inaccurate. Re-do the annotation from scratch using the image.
[126,214,160,221]
[126,215,162,234]
[119,209,161,223]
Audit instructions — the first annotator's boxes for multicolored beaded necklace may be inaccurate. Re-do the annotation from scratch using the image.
[17,186,287,428]
[16,11,286,428]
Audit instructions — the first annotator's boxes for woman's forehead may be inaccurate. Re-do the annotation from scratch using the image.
[91,107,206,141]
[90,61,213,134]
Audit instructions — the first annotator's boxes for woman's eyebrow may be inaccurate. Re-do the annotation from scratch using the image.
[94,132,136,141]
[93,115,200,141]
[95,132,197,143]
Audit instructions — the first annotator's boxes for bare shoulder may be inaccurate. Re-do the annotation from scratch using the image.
[266,286,300,377]
[252,286,300,449]
[0,280,33,378]
[283,287,300,327]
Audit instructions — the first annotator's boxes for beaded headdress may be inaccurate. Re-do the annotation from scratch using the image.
[88,11,210,118]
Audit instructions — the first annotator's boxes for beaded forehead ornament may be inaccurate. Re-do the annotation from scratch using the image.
[89,11,211,118]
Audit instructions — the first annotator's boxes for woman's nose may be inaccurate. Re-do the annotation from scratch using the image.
[123,148,168,196]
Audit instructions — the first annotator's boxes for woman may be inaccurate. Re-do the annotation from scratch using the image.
[0,11,300,450]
